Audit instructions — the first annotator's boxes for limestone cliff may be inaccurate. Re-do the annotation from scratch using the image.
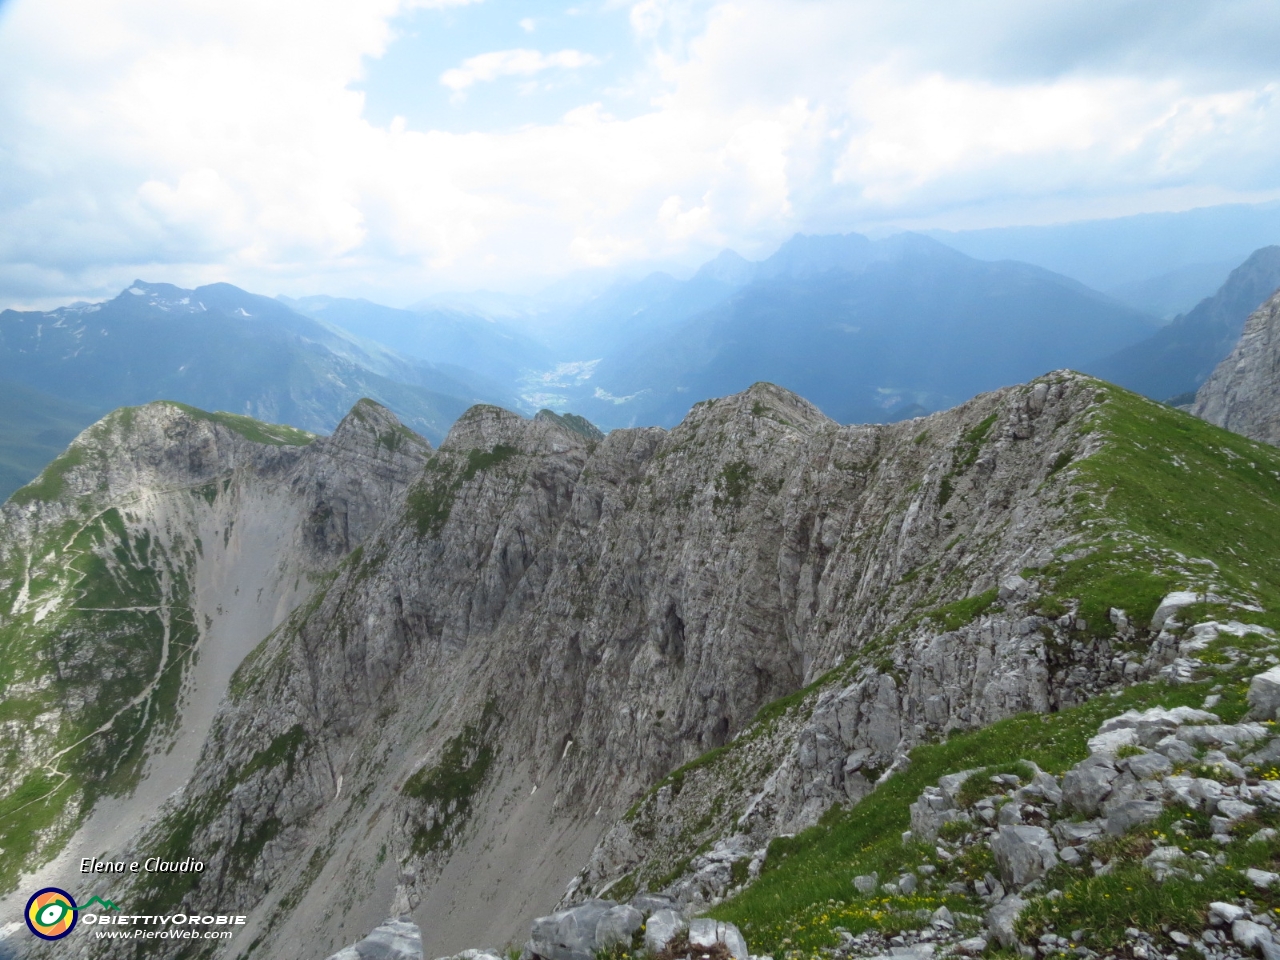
[1193,289,1280,444]
[0,398,428,918]
[12,371,1263,960]
[56,372,1151,960]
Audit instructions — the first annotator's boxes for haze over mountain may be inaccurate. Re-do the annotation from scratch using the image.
[0,280,514,460]
[927,200,1280,298]
[279,295,551,387]
[1084,246,1280,402]
[541,232,1163,429]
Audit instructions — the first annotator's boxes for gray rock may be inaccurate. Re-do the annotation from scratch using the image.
[1151,592,1202,631]
[1105,800,1164,835]
[1053,819,1103,844]
[986,895,1027,949]
[1194,290,1280,445]
[1211,902,1247,926]
[688,919,749,960]
[1124,752,1173,780]
[1061,756,1120,815]
[1250,667,1280,721]
[630,893,678,916]
[644,910,688,954]
[327,918,424,960]
[529,900,618,960]
[953,938,988,956]
[897,873,917,895]
[991,825,1057,887]
[909,785,971,842]
[1155,735,1197,765]
[1178,723,1270,750]
[1233,918,1274,951]
[998,575,1029,602]
[1219,798,1259,821]
[854,873,878,895]
[1248,868,1280,889]
[596,905,644,949]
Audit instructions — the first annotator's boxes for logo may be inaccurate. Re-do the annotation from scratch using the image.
[25,887,78,940]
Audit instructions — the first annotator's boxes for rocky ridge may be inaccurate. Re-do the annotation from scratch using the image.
[0,398,428,910]
[69,371,1215,960]
[1194,290,1280,444]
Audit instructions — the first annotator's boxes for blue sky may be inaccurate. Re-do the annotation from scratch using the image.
[1,0,1279,308]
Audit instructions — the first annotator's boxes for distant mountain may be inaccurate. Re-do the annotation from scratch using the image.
[557,232,1162,428]
[0,380,100,501]
[1084,246,1280,402]
[0,281,513,451]
[927,199,1280,292]
[1105,259,1240,319]
[280,294,549,386]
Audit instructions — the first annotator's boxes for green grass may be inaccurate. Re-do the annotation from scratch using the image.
[7,443,88,505]
[402,700,500,855]
[165,402,315,445]
[925,587,999,632]
[710,670,1254,955]
[714,461,755,508]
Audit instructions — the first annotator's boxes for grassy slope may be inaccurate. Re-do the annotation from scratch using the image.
[702,381,1280,953]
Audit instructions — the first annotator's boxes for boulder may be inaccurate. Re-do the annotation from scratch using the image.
[1061,756,1119,815]
[1124,752,1172,780]
[1218,798,1259,821]
[986,895,1027,949]
[1245,738,1280,767]
[1105,800,1164,835]
[1233,919,1275,951]
[1177,723,1269,750]
[687,919,749,960]
[1211,902,1247,926]
[595,905,644,950]
[909,785,971,842]
[630,893,678,916]
[1247,868,1280,890]
[528,900,618,960]
[1154,735,1197,765]
[643,910,687,954]
[327,918,424,960]
[991,825,1057,887]
[853,873,878,895]
[1151,591,1202,631]
[1250,666,1280,721]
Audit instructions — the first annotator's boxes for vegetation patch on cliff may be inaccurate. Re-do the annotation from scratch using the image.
[403,700,501,856]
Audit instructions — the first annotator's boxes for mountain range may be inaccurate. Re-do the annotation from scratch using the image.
[7,229,1280,505]
[547,232,1163,428]
[7,351,1280,958]
[0,281,516,497]
[1083,245,1280,402]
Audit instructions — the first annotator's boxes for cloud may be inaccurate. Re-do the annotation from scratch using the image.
[1,0,1279,306]
[440,48,601,95]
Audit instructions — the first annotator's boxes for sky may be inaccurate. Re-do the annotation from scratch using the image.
[2,0,1280,308]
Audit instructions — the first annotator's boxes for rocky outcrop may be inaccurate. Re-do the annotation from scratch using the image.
[1194,290,1280,444]
[327,917,424,960]
[0,398,428,913]
[59,372,1135,960]
[23,369,1262,960]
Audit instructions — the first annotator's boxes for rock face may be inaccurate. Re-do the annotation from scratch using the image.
[1194,289,1280,444]
[0,398,428,918]
[327,917,424,960]
[56,372,1122,960]
[19,370,1248,960]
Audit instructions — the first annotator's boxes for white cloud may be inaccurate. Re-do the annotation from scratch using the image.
[440,48,602,95]
[1,0,1279,306]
